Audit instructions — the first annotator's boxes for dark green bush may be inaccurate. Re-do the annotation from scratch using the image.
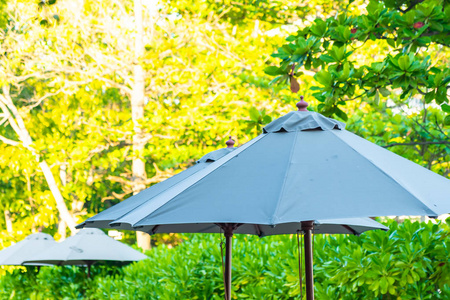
[1,218,449,299]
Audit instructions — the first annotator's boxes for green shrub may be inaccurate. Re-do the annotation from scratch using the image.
[1,218,449,299]
[0,264,122,300]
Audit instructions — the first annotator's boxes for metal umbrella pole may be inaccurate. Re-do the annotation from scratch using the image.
[219,223,241,300]
[224,229,232,300]
[87,261,92,279]
[302,221,314,300]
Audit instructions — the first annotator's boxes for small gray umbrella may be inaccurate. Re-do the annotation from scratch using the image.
[0,233,56,266]
[24,228,147,277]
[85,98,450,300]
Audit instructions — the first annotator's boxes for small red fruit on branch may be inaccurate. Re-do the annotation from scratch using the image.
[413,22,424,29]
[351,28,357,34]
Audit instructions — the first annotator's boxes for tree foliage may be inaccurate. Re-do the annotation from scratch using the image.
[265,0,450,124]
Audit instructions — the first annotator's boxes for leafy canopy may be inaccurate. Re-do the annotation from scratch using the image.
[265,0,450,124]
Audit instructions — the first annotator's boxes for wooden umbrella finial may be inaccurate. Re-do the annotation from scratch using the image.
[296,96,308,111]
[226,136,235,148]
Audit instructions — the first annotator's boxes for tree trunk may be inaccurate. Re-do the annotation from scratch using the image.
[4,210,13,232]
[24,170,35,215]
[58,163,68,239]
[39,160,77,232]
[0,86,77,234]
[132,0,151,250]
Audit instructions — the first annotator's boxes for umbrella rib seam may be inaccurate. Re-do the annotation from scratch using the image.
[271,131,299,224]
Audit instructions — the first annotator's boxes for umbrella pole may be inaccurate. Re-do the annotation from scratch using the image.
[224,227,234,300]
[87,263,91,279]
[302,221,314,300]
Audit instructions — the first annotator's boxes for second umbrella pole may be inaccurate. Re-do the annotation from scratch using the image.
[302,221,315,300]
[224,227,233,300]
[87,261,93,279]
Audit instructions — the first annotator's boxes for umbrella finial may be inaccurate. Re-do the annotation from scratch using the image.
[226,136,235,148]
[296,96,308,111]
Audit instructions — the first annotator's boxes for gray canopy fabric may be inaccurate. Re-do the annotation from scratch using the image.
[0,233,56,266]
[78,142,386,236]
[105,111,449,231]
[77,147,235,230]
[23,228,147,266]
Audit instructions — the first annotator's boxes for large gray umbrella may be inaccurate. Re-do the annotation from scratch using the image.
[78,137,389,299]
[85,99,450,299]
[78,140,385,235]
[24,228,147,277]
[0,233,56,266]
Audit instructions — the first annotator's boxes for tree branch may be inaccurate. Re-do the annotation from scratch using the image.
[0,135,20,146]
[398,0,425,13]
[0,94,29,146]
[87,140,132,160]
[25,91,61,111]
[383,141,450,148]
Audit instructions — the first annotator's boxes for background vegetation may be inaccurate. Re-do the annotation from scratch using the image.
[0,219,449,299]
[0,0,449,298]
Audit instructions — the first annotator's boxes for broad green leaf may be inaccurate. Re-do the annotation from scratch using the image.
[386,39,396,48]
[296,37,307,49]
[442,104,450,113]
[319,54,336,63]
[424,91,435,103]
[378,87,390,97]
[434,72,444,86]
[249,107,260,122]
[264,66,285,76]
[335,107,348,121]
[310,19,327,36]
[398,56,410,71]
[314,70,333,86]
[268,75,283,85]
[374,90,380,105]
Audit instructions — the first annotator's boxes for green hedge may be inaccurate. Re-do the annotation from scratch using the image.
[1,219,449,299]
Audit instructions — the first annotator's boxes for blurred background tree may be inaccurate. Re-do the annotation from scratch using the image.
[0,0,447,254]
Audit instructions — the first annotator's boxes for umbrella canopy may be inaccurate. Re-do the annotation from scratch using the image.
[77,142,236,230]
[0,233,56,266]
[79,139,388,236]
[106,103,449,232]
[23,228,147,267]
